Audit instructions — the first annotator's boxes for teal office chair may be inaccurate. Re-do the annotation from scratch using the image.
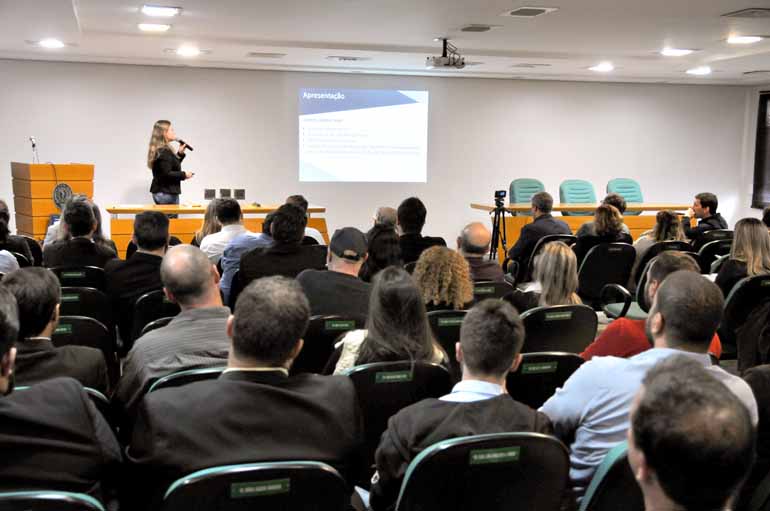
[510,179,546,215]
[607,178,643,216]
[579,441,643,511]
[0,491,105,511]
[559,180,596,216]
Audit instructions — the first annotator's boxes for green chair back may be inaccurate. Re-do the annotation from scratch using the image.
[0,491,105,511]
[606,178,643,215]
[510,179,546,215]
[559,180,596,216]
[579,441,643,511]
[149,367,226,393]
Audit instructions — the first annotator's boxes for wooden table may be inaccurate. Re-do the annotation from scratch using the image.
[107,204,328,259]
[470,202,691,261]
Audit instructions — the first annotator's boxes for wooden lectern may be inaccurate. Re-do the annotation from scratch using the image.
[11,162,94,240]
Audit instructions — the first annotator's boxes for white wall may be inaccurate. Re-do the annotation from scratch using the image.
[0,59,753,243]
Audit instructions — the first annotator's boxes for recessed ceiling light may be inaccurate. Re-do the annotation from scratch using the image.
[589,62,614,72]
[727,35,763,44]
[176,46,201,57]
[141,5,181,17]
[686,66,712,76]
[661,47,694,57]
[38,38,65,49]
[138,23,171,32]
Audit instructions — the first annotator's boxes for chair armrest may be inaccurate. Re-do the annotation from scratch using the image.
[600,283,632,319]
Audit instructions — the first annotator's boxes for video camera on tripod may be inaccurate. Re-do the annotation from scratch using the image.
[489,190,508,260]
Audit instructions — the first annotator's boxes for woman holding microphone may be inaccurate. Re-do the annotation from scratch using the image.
[147,120,194,205]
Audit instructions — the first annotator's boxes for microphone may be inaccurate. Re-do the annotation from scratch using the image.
[29,136,36,149]
[177,139,194,151]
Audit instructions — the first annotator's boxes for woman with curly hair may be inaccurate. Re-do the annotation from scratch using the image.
[412,246,474,312]
[572,204,633,266]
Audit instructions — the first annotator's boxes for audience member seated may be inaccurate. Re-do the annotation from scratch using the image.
[397,197,446,264]
[0,286,121,500]
[628,356,755,511]
[220,213,274,304]
[371,206,397,231]
[572,203,633,266]
[105,211,169,343]
[127,276,364,510]
[576,193,632,237]
[286,194,325,245]
[43,194,86,246]
[330,267,447,374]
[581,251,722,361]
[199,198,249,263]
[541,270,757,501]
[457,222,504,283]
[3,268,109,394]
[114,245,230,416]
[413,246,474,312]
[297,227,371,318]
[359,224,402,283]
[191,199,221,247]
[90,201,119,256]
[43,199,116,268]
[239,203,326,285]
[0,199,33,263]
[715,217,770,297]
[0,250,19,274]
[681,192,728,245]
[505,241,581,314]
[507,191,571,281]
[629,210,684,288]
[369,299,552,511]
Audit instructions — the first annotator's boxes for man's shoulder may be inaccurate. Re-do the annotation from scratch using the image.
[7,377,87,409]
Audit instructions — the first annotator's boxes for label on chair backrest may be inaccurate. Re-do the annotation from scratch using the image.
[61,294,80,303]
[762,280,770,287]
[375,371,413,383]
[437,317,464,327]
[475,286,494,295]
[469,446,521,465]
[61,271,85,278]
[608,247,622,253]
[521,362,558,374]
[54,324,72,335]
[325,319,355,331]
[230,478,290,498]
[544,311,572,321]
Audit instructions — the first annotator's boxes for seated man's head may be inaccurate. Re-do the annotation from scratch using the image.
[530,192,553,217]
[328,227,368,275]
[227,276,310,369]
[270,204,307,245]
[693,192,718,218]
[397,197,427,235]
[0,286,18,395]
[285,194,309,215]
[133,211,170,253]
[160,245,221,309]
[644,251,700,305]
[63,199,96,238]
[457,299,525,382]
[629,355,754,511]
[373,207,397,229]
[216,198,242,227]
[602,193,627,215]
[457,222,492,258]
[1,268,60,340]
[645,270,723,353]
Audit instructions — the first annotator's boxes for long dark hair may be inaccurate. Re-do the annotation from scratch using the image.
[0,200,10,242]
[90,203,115,254]
[359,225,402,283]
[355,266,438,365]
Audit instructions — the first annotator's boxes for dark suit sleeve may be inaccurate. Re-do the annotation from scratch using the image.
[155,150,186,181]
[124,397,167,511]
[81,386,122,495]
[681,217,703,240]
[370,417,411,511]
[508,225,536,263]
[534,411,554,435]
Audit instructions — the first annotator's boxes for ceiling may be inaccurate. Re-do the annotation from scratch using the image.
[3,0,770,84]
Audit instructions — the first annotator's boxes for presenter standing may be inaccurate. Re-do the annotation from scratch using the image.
[147,120,193,205]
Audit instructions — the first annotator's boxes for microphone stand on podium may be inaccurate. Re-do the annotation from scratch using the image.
[488,190,509,260]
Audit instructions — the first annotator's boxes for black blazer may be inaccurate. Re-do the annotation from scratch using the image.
[572,232,633,267]
[150,147,186,195]
[43,237,117,269]
[15,339,109,395]
[239,241,327,286]
[682,213,729,248]
[0,378,121,499]
[507,214,572,280]
[0,235,33,264]
[715,258,748,298]
[399,233,447,264]
[127,370,364,510]
[105,252,164,342]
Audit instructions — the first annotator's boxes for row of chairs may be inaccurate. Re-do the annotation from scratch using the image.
[510,177,644,216]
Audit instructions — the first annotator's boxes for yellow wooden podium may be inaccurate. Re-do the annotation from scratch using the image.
[11,162,94,240]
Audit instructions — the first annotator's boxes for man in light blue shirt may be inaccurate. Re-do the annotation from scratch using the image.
[219,214,273,304]
[541,270,758,501]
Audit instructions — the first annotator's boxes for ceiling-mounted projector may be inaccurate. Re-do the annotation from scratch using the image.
[426,38,465,69]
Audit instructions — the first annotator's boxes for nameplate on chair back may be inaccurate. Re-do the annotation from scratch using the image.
[544,311,573,321]
[375,370,413,383]
[54,324,72,334]
[762,281,770,287]
[608,247,623,253]
[521,362,559,374]
[61,294,79,303]
[469,446,521,465]
[230,478,290,498]
[437,317,464,327]
[325,319,356,331]
[61,271,85,278]
[474,286,495,295]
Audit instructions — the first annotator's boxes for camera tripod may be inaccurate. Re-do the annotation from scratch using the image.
[489,200,509,260]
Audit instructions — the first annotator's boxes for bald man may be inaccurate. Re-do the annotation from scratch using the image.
[115,245,230,416]
[458,222,505,282]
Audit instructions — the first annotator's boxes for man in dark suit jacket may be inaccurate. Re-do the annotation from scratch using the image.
[397,197,446,264]
[127,276,364,510]
[43,200,116,268]
[2,268,108,394]
[0,286,120,501]
[369,299,553,511]
[105,211,169,342]
[681,192,729,249]
[507,192,571,281]
[239,203,326,288]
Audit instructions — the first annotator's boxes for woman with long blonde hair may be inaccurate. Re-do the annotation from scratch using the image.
[191,199,222,247]
[629,210,686,287]
[715,217,770,297]
[412,246,474,311]
[147,120,193,206]
[572,204,633,266]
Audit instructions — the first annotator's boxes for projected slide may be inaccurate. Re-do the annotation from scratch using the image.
[298,88,429,182]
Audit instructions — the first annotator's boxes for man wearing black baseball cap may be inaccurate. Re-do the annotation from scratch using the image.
[296,227,371,320]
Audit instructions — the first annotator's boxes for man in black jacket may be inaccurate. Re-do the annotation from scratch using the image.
[397,197,446,264]
[42,200,116,268]
[127,276,364,510]
[682,192,729,249]
[507,191,571,281]
[369,299,553,511]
